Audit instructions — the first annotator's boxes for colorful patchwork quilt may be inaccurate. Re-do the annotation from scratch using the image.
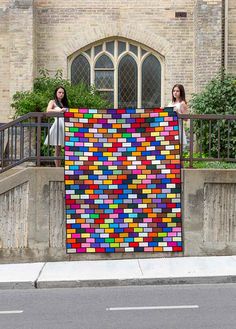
[65,108,182,253]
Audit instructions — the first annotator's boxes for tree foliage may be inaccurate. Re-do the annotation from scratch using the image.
[11,69,110,117]
[189,72,236,159]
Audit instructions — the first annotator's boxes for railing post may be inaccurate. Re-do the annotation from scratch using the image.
[20,123,24,160]
[36,114,41,167]
[217,120,221,159]
[189,118,194,168]
[227,120,230,160]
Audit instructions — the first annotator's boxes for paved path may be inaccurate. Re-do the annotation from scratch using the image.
[0,256,236,289]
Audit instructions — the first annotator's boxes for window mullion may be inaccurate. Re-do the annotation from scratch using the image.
[91,46,95,85]
[137,46,142,108]
[114,40,118,108]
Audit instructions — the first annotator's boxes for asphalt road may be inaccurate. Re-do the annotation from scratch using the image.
[0,283,235,329]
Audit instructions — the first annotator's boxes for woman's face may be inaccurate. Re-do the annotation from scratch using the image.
[56,88,65,100]
[173,87,180,100]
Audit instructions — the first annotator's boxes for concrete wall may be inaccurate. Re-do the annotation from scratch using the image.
[183,169,236,256]
[0,167,235,263]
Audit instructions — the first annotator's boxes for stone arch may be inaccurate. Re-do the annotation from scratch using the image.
[63,21,171,59]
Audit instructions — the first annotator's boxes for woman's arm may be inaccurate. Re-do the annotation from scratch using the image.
[46,100,55,113]
[180,101,188,114]
[180,101,189,121]
[46,100,65,113]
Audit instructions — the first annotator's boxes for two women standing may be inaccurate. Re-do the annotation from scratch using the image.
[44,83,188,166]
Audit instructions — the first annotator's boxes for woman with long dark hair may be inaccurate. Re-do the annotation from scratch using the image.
[168,84,188,147]
[44,86,69,167]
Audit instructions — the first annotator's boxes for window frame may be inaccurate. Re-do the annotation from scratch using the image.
[94,52,115,100]
[68,38,165,108]
[118,53,138,108]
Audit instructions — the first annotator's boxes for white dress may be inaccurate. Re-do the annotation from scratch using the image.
[44,104,64,146]
[168,101,187,146]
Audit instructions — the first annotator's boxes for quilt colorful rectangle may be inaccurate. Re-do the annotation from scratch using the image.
[65,108,182,253]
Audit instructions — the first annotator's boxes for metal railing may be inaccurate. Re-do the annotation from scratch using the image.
[178,113,236,167]
[0,112,64,173]
[0,112,235,173]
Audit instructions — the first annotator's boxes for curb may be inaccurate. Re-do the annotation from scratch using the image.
[0,281,36,290]
[35,275,236,289]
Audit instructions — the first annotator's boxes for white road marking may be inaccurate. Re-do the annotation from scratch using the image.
[106,305,199,311]
[0,310,23,314]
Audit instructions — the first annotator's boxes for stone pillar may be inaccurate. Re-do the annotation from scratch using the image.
[9,0,36,117]
[0,2,10,122]
[228,0,236,74]
[193,0,223,92]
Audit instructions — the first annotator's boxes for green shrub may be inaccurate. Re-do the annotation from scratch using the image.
[11,69,111,163]
[11,69,110,117]
[190,71,236,159]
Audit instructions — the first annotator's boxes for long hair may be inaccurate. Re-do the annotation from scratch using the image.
[54,86,69,108]
[172,84,186,103]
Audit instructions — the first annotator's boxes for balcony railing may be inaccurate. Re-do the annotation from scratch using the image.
[0,112,64,172]
[0,112,235,173]
[178,113,236,167]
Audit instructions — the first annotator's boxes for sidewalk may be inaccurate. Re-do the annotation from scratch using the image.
[0,256,236,289]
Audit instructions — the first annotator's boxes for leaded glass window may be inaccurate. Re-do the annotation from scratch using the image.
[118,41,126,56]
[95,55,114,69]
[95,54,114,103]
[71,54,90,86]
[106,41,114,55]
[70,38,163,108]
[118,55,137,108]
[142,55,161,108]
[94,44,103,56]
[129,44,138,56]
[95,71,114,89]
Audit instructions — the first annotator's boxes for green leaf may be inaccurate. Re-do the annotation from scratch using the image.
[11,69,110,117]
[189,71,236,159]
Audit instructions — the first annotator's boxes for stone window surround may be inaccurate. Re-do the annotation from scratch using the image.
[68,37,165,108]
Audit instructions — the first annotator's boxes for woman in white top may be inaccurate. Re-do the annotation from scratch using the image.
[44,86,68,167]
[168,84,188,147]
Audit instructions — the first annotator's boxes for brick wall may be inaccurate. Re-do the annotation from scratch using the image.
[35,0,196,105]
[0,0,233,122]
[0,0,35,121]
[0,1,10,122]
[228,0,236,73]
[193,0,223,93]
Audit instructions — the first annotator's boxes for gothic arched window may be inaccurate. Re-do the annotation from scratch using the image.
[71,54,90,86]
[69,39,163,108]
[95,54,114,105]
[118,55,137,108]
[142,54,161,108]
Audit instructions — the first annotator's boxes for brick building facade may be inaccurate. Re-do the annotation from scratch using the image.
[0,0,235,122]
